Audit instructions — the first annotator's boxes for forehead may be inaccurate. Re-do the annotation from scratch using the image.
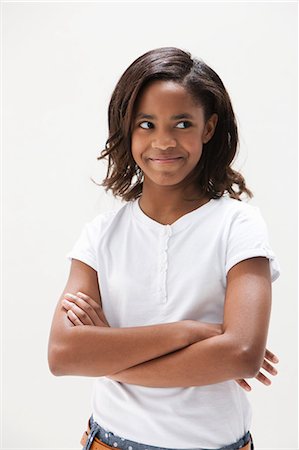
[134,80,201,113]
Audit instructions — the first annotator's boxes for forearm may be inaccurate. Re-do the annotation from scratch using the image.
[51,320,193,377]
[107,258,273,388]
[108,332,255,387]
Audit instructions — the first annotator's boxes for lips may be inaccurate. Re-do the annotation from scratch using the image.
[149,157,183,165]
[149,156,183,160]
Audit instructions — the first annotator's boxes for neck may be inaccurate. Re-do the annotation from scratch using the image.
[138,180,209,219]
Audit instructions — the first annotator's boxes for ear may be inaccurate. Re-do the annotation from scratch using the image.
[203,113,218,144]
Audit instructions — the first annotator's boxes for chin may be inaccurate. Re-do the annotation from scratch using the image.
[148,176,190,187]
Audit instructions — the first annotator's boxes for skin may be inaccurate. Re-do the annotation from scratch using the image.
[130,80,218,224]
[59,263,278,390]
[48,80,279,390]
[48,264,228,378]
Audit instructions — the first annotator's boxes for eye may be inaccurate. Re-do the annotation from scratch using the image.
[137,120,192,130]
[139,121,154,129]
[176,121,192,129]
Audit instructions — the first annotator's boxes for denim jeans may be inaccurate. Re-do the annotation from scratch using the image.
[82,415,254,450]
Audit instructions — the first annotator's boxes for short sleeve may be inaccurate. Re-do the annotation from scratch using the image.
[225,206,281,282]
[65,220,98,272]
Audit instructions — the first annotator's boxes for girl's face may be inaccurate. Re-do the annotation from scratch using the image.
[131,80,218,191]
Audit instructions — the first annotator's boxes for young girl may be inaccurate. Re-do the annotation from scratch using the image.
[48,47,280,450]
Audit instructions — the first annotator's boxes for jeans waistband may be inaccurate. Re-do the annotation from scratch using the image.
[83,415,252,450]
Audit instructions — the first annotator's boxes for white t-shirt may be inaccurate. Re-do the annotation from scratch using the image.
[66,195,280,449]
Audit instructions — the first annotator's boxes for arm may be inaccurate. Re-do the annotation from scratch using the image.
[62,305,278,392]
[48,259,214,377]
[108,257,272,387]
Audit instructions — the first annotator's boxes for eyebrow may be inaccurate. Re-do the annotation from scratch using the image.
[135,112,195,120]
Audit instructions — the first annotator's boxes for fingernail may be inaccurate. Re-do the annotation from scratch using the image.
[65,293,76,299]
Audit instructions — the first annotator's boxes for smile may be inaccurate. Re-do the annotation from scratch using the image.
[149,157,183,164]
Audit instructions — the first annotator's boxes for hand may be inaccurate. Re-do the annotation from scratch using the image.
[235,348,279,391]
[61,292,110,327]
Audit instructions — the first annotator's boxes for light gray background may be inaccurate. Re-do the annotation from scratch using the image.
[2,1,298,449]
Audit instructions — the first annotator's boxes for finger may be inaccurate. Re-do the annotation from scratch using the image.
[265,348,279,363]
[255,371,271,386]
[235,379,252,392]
[76,292,110,326]
[67,309,84,326]
[64,293,102,326]
[62,298,94,325]
[76,291,100,309]
[261,359,278,376]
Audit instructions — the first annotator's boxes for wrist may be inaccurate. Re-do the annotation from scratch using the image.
[184,320,223,345]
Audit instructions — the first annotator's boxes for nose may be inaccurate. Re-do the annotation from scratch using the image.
[151,132,177,150]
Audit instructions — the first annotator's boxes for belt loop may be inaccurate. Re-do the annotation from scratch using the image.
[82,420,99,450]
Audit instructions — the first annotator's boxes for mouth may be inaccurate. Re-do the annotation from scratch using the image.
[149,157,183,164]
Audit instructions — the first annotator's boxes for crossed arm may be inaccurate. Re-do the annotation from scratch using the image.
[48,257,279,390]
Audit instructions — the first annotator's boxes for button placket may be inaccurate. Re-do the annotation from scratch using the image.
[158,225,172,304]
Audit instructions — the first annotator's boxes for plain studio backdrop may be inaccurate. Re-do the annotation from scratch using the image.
[2,1,298,449]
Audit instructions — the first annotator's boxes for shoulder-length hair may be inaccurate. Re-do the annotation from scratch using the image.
[94,47,253,202]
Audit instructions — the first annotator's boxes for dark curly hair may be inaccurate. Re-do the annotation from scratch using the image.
[93,47,253,202]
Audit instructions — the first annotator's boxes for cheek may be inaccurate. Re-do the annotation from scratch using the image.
[131,134,143,161]
[186,137,203,157]
[181,130,202,146]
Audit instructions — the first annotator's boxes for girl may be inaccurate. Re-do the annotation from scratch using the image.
[48,47,280,450]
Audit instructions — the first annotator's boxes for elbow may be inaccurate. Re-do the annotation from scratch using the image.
[224,331,266,379]
[239,346,264,378]
[48,346,64,376]
[48,342,70,377]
